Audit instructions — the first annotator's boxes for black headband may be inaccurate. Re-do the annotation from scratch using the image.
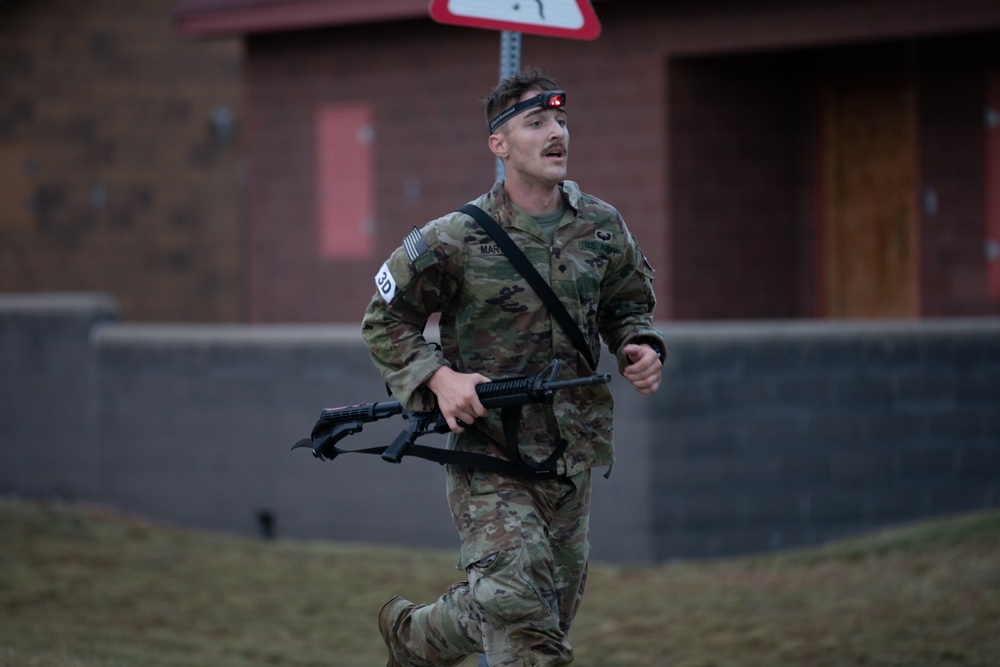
[488,90,567,134]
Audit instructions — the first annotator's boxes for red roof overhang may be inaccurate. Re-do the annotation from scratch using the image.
[174,0,430,38]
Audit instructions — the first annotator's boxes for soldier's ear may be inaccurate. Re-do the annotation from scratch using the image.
[488,133,508,159]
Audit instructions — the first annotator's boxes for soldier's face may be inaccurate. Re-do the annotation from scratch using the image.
[493,89,569,188]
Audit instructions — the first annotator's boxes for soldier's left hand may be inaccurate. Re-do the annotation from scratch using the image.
[622,343,663,394]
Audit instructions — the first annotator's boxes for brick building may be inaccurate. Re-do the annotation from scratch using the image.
[175,0,1000,323]
[2,0,997,559]
[4,1,1000,324]
[0,0,243,322]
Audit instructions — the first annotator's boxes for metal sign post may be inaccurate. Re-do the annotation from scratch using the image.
[495,30,522,181]
[425,4,602,663]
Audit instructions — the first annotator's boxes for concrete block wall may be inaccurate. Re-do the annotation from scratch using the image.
[90,320,465,550]
[0,293,118,498]
[89,319,651,563]
[0,293,650,562]
[650,320,1000,559]
[2,294,998,563]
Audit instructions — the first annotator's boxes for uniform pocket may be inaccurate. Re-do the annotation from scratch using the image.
[468,541,546,625]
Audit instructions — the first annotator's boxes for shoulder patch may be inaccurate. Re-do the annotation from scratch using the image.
[402,226,438,271]
[403,227,430,263]
[374,262,398,302]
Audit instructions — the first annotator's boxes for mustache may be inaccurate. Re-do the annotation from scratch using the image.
[542,142,567,155]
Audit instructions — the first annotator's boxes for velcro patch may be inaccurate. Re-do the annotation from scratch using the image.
[580,239,621,255]
[374,262,398,302]
[478,243,504,256]
[403,227,430,263]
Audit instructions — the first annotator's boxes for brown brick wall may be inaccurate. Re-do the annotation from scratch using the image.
[669,55,806,320]
[918,38,1000,316]
[241,1,1000,323]
[0,0,244,322]
[242,15,672,322]
[14,1,993,323]
[668,37,1000,320]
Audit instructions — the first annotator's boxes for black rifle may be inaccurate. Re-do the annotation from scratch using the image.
[292,360,610,476]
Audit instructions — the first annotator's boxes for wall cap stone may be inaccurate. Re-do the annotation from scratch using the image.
[657,318,1000,341]
[0,292,119,318]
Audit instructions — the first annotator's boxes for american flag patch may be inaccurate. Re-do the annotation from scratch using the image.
[403,227,429,263]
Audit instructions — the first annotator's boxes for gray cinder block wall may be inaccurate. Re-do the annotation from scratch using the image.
[650,320,1000,559]
[1,293,997,563]
[90,321,463,550]
[0,293,118,499]
[88,319,651,563]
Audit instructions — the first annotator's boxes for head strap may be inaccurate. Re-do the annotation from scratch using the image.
[488,90,567,134]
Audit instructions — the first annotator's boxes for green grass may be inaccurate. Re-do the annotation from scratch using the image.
[1,500,998,666]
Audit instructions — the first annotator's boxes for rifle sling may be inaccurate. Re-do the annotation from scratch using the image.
[308,435,566,480]
[457,203,591,475]
[315,205,589,477]
[456,204,597,371]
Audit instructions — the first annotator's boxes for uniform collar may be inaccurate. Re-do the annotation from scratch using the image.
[485,180,581,236]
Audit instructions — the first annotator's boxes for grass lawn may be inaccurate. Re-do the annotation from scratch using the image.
[1,499,998,666]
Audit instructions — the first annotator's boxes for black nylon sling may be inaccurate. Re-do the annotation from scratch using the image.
[453,203,599,475]
[457,203,597,370]
[315,204,602,478]
[301,437,562,479]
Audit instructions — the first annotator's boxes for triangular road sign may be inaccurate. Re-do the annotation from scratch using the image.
[428,0,601,40]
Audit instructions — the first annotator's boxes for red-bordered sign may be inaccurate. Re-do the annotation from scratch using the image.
[428,0,601,40]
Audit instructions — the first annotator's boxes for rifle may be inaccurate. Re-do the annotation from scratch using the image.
[292,360,610,476]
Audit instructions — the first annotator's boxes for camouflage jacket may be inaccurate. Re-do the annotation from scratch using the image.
[361,180,663,476]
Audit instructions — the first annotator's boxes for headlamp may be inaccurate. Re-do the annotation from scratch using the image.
[488,90,567,134]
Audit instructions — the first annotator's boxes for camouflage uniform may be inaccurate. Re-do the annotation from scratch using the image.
[362,179,663,666]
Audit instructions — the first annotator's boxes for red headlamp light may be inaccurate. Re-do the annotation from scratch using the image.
[488,90,567,134]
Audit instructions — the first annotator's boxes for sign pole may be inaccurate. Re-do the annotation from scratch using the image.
[427,7,600,665]
[500,29,522,79]
[495,30,522,181]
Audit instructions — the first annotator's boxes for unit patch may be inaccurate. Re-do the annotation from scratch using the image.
[374,262,398,302]
[580,229,620,255]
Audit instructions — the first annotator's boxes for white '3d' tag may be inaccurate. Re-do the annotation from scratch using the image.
[375,262,398,302]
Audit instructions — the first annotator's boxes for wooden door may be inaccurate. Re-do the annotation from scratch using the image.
[821,78,919,318]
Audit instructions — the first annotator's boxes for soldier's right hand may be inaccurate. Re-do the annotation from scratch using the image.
[426,366,490,433]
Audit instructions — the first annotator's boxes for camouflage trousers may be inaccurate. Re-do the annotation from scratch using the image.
[385,465,592,667]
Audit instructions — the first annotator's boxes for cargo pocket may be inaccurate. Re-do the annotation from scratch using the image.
[467,540,546,625]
